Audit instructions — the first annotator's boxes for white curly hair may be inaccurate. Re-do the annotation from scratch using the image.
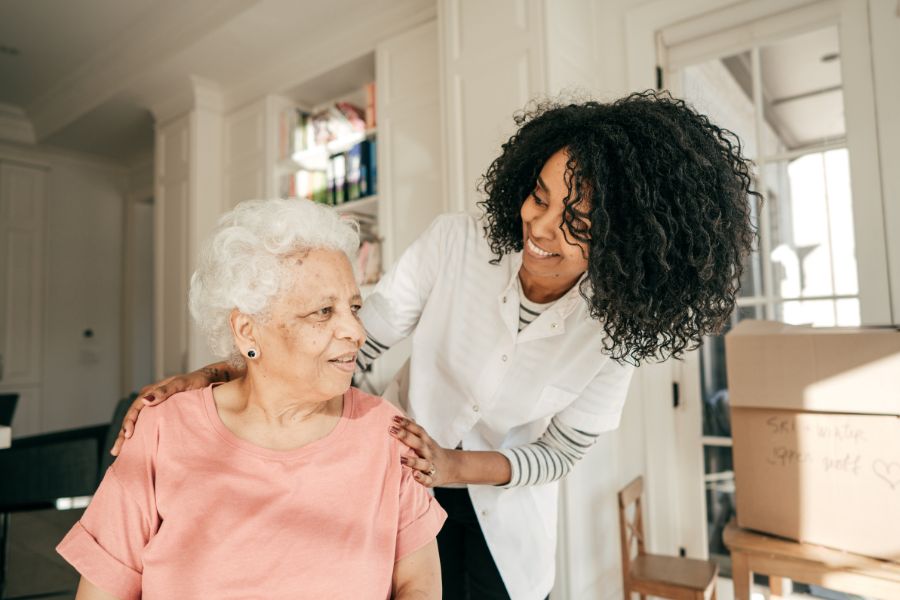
[189,198,360,364]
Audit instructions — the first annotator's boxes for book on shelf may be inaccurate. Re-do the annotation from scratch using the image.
[331,153,347,205]
[368,138,377,196]
[346,144,362,200]
[348,212,381,285]
[281,87,377,206]
[336,102,366,132]
[365,82,376,129]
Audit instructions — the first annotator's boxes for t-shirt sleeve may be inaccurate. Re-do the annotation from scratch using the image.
[57,415,160,600]
[395,450,447,561]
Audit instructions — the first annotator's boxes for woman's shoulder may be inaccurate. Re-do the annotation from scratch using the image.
[136,387,208,432]
[345,388,408,455]
[427,211,499,263]
[426,212,483,246]
[347,387,404,423]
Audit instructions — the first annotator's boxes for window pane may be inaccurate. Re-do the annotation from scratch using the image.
[704,447,735,561]
[836,298,861,326]
[739,190,765,298]
[775,299,836,326]
[764,153,858,300]
[759,26,845,155]
[680,51,757,159]
[737,304,764,321]
[823,150,858,296]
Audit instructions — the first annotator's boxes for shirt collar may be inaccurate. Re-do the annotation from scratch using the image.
[499,251,588,321]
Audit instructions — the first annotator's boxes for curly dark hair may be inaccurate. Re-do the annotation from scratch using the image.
[477,90,758,365]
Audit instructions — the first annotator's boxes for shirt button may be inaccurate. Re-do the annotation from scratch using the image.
[502,296,507,303]
[551,322,558,329]
[501,354,508,361]
[481,510,488,517]
[472,404,480,412]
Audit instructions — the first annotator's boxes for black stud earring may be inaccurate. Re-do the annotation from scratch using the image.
[247,349,257,359]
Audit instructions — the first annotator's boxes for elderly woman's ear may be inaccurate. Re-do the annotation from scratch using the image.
[229,309,259,360]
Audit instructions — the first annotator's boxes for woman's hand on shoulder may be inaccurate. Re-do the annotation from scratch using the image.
[390,416,457,488]
[110,363,236,456]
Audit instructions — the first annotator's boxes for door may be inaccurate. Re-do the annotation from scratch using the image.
[0,161,46,436]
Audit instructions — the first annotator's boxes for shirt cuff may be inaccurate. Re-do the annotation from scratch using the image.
[497,448,522,489]
[395,496,447,561]
[57,521,142,600]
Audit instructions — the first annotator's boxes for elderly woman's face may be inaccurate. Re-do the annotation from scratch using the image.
[250,248,365,399]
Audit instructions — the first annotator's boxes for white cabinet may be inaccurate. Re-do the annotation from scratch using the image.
[366,20,445,393]
[154,116,191,378]
[153,81,225,377]
[0,161,46,436]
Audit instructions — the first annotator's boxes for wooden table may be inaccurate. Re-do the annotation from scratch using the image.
[724,521,900,600]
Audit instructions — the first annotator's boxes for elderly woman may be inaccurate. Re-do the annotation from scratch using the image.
[57,199,446,599]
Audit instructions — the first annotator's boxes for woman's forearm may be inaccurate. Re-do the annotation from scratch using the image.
[446,450,512,486]
[199,361,245,383]
[75,577,122,600]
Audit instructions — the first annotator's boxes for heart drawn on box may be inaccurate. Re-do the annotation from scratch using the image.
[872,460,900,490]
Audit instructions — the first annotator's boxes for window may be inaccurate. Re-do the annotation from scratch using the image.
[662,4,889,590]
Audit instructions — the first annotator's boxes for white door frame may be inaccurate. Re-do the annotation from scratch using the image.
[121,185,154,397]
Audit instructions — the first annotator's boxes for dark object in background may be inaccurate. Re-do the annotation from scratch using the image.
[0,395,17,428]
[0,395,133,597]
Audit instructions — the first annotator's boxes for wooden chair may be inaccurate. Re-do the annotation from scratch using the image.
[618,476,718,600]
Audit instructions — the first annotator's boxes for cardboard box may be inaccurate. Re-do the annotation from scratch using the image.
[725,320,900,561]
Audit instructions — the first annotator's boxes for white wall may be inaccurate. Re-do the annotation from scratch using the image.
[43,155,127,432]
[869,0,900,324]
[123,158,155,396]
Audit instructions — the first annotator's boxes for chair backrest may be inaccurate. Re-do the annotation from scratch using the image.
[618,475,646,578]
[99,394,137,475]
[0,393,18,427]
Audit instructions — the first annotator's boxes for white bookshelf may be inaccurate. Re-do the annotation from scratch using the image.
[223,21,443,393]
[334,194,378,217]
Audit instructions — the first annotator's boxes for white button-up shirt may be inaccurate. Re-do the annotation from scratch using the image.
[360,214,634,600]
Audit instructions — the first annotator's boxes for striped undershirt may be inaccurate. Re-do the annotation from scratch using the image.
[517,285,553,332]
[355,287,600,488]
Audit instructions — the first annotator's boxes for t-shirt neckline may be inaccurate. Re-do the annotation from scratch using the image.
[202,383,353,461]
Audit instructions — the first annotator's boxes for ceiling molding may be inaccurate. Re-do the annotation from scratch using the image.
[26,0,259,141]
[0,138,129,173]
[223,2,437,113]
[0,103,36,144]
[148,75,225,126]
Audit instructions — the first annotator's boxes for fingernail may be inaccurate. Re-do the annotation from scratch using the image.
[400,456,409,465]
[389,427,399,435]
[142,395,155,405]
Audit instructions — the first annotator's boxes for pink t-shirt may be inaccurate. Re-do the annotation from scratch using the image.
[57,385,446,600]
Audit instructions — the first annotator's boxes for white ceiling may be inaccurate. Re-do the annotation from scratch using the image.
[722,26,844,151]
[0,0,435,162]
[0,0,158,108]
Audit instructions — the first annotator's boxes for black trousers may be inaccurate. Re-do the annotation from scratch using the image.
[434,487,512,600]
